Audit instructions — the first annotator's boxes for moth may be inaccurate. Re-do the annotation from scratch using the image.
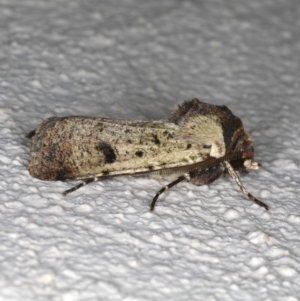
[27,99,268,211]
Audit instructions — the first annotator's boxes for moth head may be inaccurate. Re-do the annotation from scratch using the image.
[230,132,258,173]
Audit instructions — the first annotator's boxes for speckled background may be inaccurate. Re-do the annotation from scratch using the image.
[0,0,300,300]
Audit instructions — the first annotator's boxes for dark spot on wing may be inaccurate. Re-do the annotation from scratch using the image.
[152,134,160,145]
[163,131,174,139]
[135,151,144,157]
[95,141,117,164]
[54,168,72,181]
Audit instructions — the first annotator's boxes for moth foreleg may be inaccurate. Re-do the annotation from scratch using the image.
[63,178,98,195]
[224,161,269,210]
[150,174,189,211]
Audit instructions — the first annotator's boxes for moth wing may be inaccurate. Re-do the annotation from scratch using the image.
[28,117,212,181]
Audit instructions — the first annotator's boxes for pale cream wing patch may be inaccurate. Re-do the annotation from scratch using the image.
[176,114,226,158]
[73,119,211,179]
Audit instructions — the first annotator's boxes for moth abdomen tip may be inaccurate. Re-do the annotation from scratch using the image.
[26,130,36,139]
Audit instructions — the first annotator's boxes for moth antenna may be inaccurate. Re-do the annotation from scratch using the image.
[63,178,97,195]
[224,161,269,210]
[151,174,188,211]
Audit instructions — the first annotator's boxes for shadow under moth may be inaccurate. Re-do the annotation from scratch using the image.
[27,99,268,211]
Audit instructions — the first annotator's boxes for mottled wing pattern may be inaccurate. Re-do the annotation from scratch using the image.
[28,116,219,181]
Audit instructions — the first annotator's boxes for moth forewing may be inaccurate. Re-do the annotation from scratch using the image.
[28,99,268,211]
[28,117,208,181]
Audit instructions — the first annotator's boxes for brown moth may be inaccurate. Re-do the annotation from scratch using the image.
[27,99,268,211]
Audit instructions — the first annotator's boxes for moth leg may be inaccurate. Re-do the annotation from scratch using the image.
[189,164,224,186]
[150,174,188,211]
[62,178,97,195]
[224,161,269,210]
